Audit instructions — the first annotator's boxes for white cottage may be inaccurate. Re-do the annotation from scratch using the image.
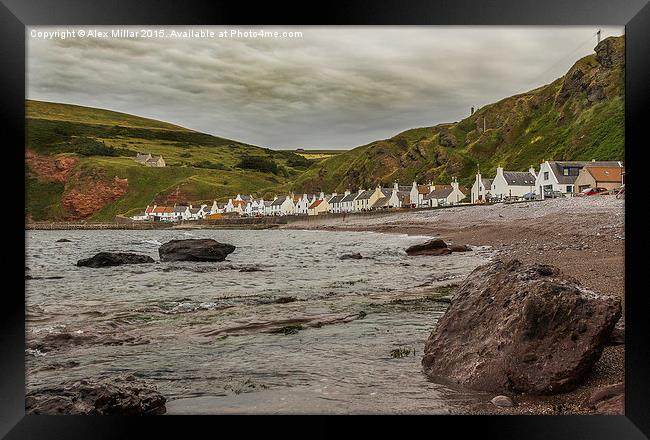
[423,178,467,207]
[293,194,311,215]
[328,193,345,213]
[409,181,432,208]
[339,191,359,213]
[471,172,493,203]
[490,166,537,201]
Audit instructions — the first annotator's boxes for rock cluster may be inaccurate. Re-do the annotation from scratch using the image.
[26,374,166,415]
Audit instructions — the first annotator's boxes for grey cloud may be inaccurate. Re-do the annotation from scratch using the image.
[27,26,623,149]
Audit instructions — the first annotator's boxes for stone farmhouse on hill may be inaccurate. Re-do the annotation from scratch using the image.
[135,153,166,167]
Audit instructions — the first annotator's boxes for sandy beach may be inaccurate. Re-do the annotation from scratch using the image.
[284,195,625,414]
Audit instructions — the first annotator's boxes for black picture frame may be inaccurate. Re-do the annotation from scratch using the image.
[2,0,649,437]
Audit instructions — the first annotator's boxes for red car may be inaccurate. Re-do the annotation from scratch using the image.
[579,187,609,196]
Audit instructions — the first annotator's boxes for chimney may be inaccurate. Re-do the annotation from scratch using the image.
[345,190,351,196]
[358,188,364,195]
[451,177,459,191]
[529,165,537,177]
[394,181,399,191]
[496,166,504,176]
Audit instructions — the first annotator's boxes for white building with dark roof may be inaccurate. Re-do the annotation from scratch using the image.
[340,190,360,212]
[490,166,537,200]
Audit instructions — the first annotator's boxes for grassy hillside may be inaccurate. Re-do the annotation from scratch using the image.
[25,101,312,221]
[287,36,625,193]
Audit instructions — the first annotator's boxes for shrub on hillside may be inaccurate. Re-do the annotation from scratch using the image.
[236,156,279,174]
[285,153,312,169]
[193,160,228,170]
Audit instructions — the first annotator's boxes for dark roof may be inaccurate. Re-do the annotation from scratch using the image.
[380,188,392,197]
[238,195,251,201]
[174,206,189,213]
[425,185,453,200]
[328,194,345,204]
[398,185,411,192]
[481,178,493,188]
[271,197,286,206]
[189,208,201,214]
[397,190,410,198]
[502,171,536,186]
[372,196,389,208]
[356,190,374,200]
[340,193,357,203]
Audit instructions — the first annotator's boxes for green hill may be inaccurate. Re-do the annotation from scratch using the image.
[286,36,624,193]
[25,101,312,221]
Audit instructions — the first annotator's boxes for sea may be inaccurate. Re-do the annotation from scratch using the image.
[25,228,493,414]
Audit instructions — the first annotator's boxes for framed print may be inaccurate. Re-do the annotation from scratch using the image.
[2,0,649,437]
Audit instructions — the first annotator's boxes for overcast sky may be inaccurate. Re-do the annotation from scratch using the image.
[27,26,623,149]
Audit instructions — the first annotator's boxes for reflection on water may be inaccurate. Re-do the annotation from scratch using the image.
[26,229,492,414]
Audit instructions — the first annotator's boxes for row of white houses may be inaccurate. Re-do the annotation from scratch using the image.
[132,179,469,221]
[470,160,624,203]
[131,159,624,221]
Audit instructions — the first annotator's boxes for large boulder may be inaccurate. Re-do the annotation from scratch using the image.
[422,259,621,395]
[77,252,155,268]
[406,239,451,256]
[159,239,235,262]
[25,374,166,415]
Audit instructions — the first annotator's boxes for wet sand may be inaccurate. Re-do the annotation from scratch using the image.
[285,196,625,414]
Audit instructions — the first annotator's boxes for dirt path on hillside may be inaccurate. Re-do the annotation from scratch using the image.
[284,196,625,414]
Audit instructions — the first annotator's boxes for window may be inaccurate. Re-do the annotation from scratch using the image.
[567,185,573,193]
[563,168,569,176]
[544,171,549,180]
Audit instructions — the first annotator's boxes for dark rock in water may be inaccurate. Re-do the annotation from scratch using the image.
[25,374,166,415]
[274,296,297,304]
[56,238,72,243]
[159,239,235,262]
[586,382,624,415]
[239,267,263,272]
[449,244,472,252]
[406,239,451,256]
[490,395,514,408]
[340,253,363,260]
[422,259,621,395]
[77,252,155,268]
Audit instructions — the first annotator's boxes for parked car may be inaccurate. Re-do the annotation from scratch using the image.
[578,187,609,196]
[543,189,564,199]
[523,192,537,200]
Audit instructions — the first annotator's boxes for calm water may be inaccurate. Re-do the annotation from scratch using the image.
[26,229,492,414]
